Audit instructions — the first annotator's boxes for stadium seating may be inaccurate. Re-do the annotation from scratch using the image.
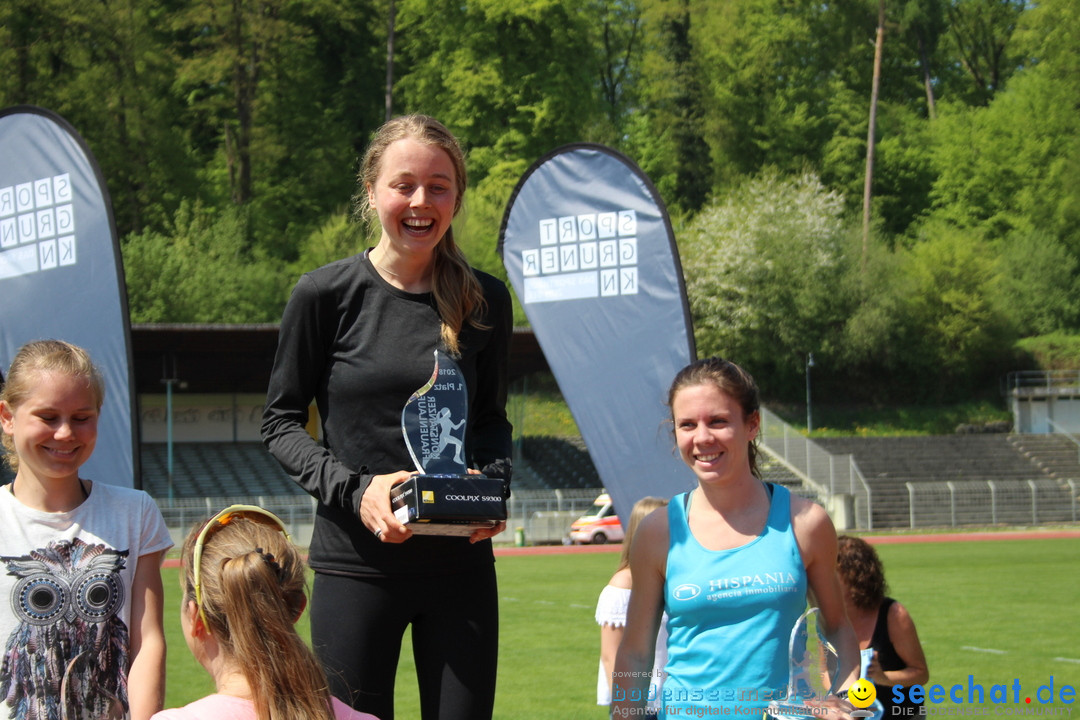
[140,442,302,499]
[814,434,1080,527]
[515,436,602,490]
[132,433,1078,531]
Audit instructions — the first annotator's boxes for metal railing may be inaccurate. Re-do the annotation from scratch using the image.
[154,426,1080,538]
[758,407,874,529]
[155,495,318,546]
[155,488,605,547]
[506,488,604,544]
[905,478,1078,528]
[153,474,1079,542]
[1005,370,1080,396]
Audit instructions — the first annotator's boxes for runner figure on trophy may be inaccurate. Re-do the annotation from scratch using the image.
[434,407,466,466]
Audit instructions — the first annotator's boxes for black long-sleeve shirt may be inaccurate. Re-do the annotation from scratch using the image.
[262,251,513,576]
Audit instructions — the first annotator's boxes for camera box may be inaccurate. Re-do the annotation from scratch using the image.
[389,474,507,537]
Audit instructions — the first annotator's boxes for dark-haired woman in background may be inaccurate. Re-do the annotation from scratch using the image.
[836,535,929,717]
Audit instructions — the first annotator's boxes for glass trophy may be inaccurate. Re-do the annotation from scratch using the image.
[390,350,507,536]
[766,607,842,720]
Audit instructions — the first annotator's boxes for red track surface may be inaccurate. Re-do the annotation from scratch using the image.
[493,528,1080,555]
[855,529,1080,544]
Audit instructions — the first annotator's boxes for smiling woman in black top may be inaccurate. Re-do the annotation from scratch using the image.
[261,114,512,720]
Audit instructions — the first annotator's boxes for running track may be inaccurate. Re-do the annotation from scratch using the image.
[493,528,1080,556]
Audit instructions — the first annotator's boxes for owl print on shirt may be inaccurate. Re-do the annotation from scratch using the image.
[1,538,129,720]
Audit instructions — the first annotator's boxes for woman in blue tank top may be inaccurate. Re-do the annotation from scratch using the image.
[611,358,861,720]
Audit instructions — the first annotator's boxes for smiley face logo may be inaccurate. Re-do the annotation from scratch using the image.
[848,678,877,709]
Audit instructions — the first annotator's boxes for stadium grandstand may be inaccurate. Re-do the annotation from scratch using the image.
[62,325,1078,543]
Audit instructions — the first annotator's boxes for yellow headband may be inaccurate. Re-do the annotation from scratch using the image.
[192,504,291,629]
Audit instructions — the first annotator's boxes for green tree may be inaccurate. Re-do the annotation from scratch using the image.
[171,0,385,258]
[0,0,199,237]
[867,106,937,240]
[172,0,296,207]
[587,0,644,145]
[928,63,1080,251]
[122,202,288,323]
[899,0,947,117]
[996,231,1080,336]
[288,211,369,280]
[250,0,386,256]
[395,0,602,187]
[646,0,711,212]
[942,0,1027,105]
[839,239,925,392]
[679,172,858,395]
[688,0,877,187]
[900,221,1014,390]
[842,221,1016,400]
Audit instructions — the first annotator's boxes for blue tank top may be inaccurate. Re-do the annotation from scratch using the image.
[662,483,808,719]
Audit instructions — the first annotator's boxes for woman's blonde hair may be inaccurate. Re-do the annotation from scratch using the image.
[355,114,486,356]
[616,496,669,573]
[0,339,105,472]
[180,515,335,720]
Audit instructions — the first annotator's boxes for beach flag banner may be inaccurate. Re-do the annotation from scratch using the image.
[499,143,696,520]
[0,105,138,488]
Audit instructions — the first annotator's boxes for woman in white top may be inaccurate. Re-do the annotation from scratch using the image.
[596,496,668,716]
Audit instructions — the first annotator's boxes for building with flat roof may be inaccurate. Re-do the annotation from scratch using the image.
[1006,370,1080,434]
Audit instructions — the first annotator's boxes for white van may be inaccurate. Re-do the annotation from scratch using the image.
[567,493,624,545]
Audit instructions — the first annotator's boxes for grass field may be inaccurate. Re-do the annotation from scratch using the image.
[161,535,1080,717]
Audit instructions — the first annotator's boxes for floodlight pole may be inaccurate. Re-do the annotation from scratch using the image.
[161,352,181,507]
[806,352,815,434]
[163,377,176,506]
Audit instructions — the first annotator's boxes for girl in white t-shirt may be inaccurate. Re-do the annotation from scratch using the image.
[596,496,669,716]
[152,505,378,720]
[0,339,172,720]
